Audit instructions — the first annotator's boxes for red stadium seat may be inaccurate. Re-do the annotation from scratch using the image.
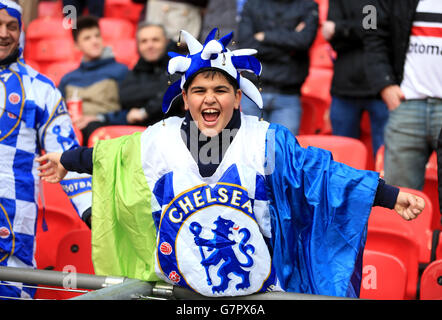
[300,68,333,135]
[26,17,71,41]
[375,146,441,230]
[99,17,136,42]
[51,229,94,299]
[104,0,145,23]
[419,259,442,300]
[87,125,146,147]
[73,124,83,147]
[309,42,334,69]
[55,229,94,274]
[42,61,79,87]
[31,38,76,65]
[296,134,368,170]
[35,204,87,271]
[107,38,139,68]
[38,0,63,19]
[35,229,93,300]
[368,187,433,264]
[360,250,408,300]
[364,229,419,299]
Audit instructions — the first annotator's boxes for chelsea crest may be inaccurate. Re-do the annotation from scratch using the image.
[155,183,279,297]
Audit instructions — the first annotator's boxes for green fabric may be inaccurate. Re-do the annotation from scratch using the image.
[91,132,160,281]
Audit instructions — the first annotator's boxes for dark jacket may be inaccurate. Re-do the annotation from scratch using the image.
[237,0,319,94]
[363,0,420,94]
[327,0,380,98]
[117,54,171,126]
[199,0,239,44]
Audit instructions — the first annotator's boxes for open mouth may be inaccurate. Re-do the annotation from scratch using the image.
[201,109,220,124]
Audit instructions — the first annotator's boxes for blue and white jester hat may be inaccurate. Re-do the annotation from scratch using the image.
[0,0,22,30]
[162,28,263,113]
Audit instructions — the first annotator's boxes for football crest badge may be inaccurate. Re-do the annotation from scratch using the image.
[156,183,278,296]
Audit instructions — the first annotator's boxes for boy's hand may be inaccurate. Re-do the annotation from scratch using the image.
[394,191,425,221]
[36,152,67,183]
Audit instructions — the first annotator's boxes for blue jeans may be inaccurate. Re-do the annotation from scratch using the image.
[240,93,302,136]
[384,99,442,190]
[330,96,389,156]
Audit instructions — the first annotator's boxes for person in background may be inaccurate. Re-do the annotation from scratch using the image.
[0,1,91,300]
[58,15,128,145]
[62,0,104,18]
[323,0,388,157]
[90,23,184,127]
[364,0,442,190]
[144,0,208,42]
[237,0,319,136]
[199,0,247,45]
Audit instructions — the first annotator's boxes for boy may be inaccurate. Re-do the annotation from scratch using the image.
[58,15,128,145]
[37,29,425,298]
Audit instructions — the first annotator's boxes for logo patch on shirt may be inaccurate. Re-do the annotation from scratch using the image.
[156,183,276,296]
[0,226,10,239]
[8,93,20,105]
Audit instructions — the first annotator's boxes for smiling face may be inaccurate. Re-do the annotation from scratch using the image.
[137,25,168,63]
[182,70,242,137]
[0,9,20,61]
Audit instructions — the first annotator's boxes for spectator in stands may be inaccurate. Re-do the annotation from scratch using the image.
[58,15,128,145]
[364,0,442,190]
[143,0,208,42]
[323,0,388,157]
[199,0,246,44]
[91,23,184,128]
[237,0,319,136]
[62,0,104,18]
[0,1,91,299]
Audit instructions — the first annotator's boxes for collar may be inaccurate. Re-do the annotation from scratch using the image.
[0,48,19,67]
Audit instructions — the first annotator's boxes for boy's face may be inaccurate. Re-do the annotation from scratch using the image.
[0,9,20,61]
[182,72,241,137]
[75,27,103,61]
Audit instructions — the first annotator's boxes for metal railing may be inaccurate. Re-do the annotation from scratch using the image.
[0,266,351,300]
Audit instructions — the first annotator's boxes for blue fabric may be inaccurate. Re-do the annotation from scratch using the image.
[264,123,379,297]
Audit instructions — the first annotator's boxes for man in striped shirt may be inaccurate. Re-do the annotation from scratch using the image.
[365,0,442,192]
[0,1,92,299]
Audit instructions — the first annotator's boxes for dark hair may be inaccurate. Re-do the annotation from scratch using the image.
[136,22,168,40]
[72,16,100,42]
[183,68,239,92]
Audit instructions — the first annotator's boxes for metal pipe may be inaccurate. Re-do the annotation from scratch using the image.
[71,278,154,300]
[0,266,125,290]
[172,285,352,300]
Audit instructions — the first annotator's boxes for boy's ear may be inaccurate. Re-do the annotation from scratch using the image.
[182,89,189,110]
[234,89,242,110]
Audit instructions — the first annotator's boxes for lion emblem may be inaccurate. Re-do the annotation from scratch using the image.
[189,216,255,294]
